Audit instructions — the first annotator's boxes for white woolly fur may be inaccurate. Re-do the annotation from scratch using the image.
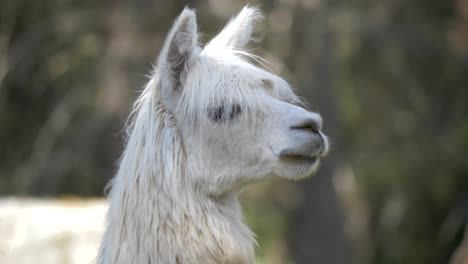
[98,6,328,264]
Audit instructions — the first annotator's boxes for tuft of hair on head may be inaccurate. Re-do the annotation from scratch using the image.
[205,5,263,53]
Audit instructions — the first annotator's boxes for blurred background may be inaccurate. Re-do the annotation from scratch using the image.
[1,0,467,263]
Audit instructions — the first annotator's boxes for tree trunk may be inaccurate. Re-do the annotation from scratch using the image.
[287,2,350,263]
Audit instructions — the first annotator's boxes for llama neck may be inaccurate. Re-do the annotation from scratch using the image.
[98,97,255,264]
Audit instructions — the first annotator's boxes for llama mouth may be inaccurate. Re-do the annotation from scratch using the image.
[280,154,318,164]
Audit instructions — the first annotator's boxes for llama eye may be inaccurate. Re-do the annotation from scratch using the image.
[208,104,242,123]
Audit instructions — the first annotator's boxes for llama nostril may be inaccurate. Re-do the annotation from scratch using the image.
[291,117,321,133]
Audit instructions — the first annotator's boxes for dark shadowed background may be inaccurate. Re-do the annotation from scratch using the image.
[1,0,468,263]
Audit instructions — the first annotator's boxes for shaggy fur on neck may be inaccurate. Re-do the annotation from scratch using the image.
[97,78,255,263]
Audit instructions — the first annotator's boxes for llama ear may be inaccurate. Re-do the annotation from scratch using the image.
[205,6,262,51]
[157,8,198,112]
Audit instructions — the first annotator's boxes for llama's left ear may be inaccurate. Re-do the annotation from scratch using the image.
[205,6,261,51]
[157,8,198,112]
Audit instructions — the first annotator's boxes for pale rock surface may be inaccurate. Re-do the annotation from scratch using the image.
[0,198,106,264]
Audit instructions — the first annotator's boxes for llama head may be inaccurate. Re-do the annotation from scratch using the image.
[153,6,329,195]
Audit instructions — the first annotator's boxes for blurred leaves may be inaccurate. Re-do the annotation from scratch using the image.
[335,0,468,263]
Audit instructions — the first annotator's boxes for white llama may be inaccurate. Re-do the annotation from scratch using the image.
[98,6,329,264]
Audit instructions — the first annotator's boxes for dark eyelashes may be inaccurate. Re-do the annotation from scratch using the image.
[208,106,224,122]
[208,104,242,123]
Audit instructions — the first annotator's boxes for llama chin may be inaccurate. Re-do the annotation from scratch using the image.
[98,6,328,264]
